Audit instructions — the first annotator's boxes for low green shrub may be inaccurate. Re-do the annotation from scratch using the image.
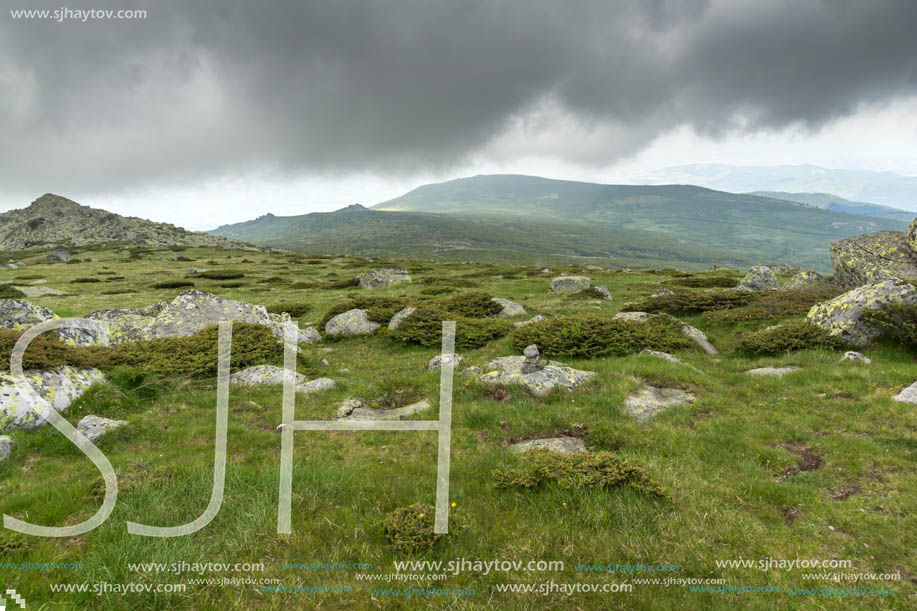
[218,282,245,288]
[266,301,312,318]
[861,303,917,350]
[322,277,360,290]
[626,289,755,315]
[381,503,444,553]
[665,276,739,288]
[441,291,502,318]
[420,286,457,295]
[70,277,101,283]
[492,449,668,498]
[152,281,195,289]
[390,307,512,350]
[566,287,610,300]
[702,286,844,325]
[13,274,43,280]
[738,321,848,355]
[509,315,691,358]
[197,270,245,280]
[0,285,26,299]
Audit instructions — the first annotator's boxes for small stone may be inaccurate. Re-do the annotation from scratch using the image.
[550,276,591,294]
[514,315,545,328]
[746,366,801,376]
[842,351,872,364]
[625,386,694,422]
[429,353,464,370]
[337,399,431,421]
[387,306,416,330]
[511,437,586,455]
[613,311,649,322]
[735,265,778,291]
[491,298,527,318]
[0,435,13,461]
[77,415,127,443]
[521,344,543,374]
[651,288,675,297]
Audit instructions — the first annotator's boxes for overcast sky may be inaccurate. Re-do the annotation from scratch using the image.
[2,0,917,229]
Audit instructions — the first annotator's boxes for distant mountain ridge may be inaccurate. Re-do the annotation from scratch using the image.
[748,191,914,223]
[0,194,250,251]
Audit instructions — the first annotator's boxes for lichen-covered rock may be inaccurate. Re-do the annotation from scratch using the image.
[337,399,431,421]
[428,353,463,370]
[679,322,719,355]
[625,386,694,422]
[806,278,917,347]
[77,415,126,442]
[592,285,613,301]
[0,299,57,330]
[613,311,649,322]
[511,437,586,455]
[229,365,335,394]
[736,265,778,291]
[640,349,683,364]
[461,366,482,377]
[358,266,411,290]
[267,313,321,345]
[841,351,872,364]
[324,308,380,337]
[388,306,416,330]
[550,276,591,294]
[513,315,545,327]
[893,381,917,404]
[783,271,831,290]
[479,352,594,398]
[46,246,71,263]
[142,290,272,340]
[830,231,917,287]
[0,367,106,432]
[492,298,527,318]
[746,366,801,376]
[0,435,13,461]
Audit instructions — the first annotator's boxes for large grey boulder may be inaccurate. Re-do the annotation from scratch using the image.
[46,246,71,263]
[735,266,778,291]
[358,267,411,290]
[511,437,586,455]
[0,367,106,432]
[492,298,527,318]
[625,386,694,422]
[806,278,917,347]
[143,290,272,339]
[550,276,591,294]
[0,435,13,461]
[0,299,57,330]
[229,365,335,394]
[324,308,380,337]
[77,415,126,443]
[830,230,917,287]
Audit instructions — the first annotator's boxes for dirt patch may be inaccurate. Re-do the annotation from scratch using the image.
[830,484,862,500]
[781,506,803,525]
[772,441,823,479]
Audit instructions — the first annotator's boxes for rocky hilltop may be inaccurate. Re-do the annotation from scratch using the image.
[0,194,252,251]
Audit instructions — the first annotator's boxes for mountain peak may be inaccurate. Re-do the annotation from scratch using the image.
[28,193,85,211]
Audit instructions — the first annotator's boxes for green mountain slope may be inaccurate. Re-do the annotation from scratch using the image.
[208,204,755,270]
[749,191,915,223]
[373,174,911,269]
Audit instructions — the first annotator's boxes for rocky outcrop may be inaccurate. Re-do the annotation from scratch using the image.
[829,230,917,287]
[783,271,831,290]
[491,298,526,318]
[735,265,778,291]
[229,365,335,394]
[550,276,591,294]
[46,246,71,263]
[0,367,106,432]
[325,309,380,337]
[625,386,694,422]
[77,415,126,442]
[336,398,432,421]
[806,278,917,347]
[0,299,57,330]
[358,267,411,290]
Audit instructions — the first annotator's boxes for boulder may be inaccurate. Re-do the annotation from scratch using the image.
[324,309,380,338]
[428,353,463,370]
[76,415,127,443]
[735,265,778,291]
[511,437,586,455]
[143,290,272,340]
[830,231,917,287]
[337,398,431,421]
[0,435,13,461]
[783,271,831,290]
[625,386,694,422]
[841,351,872,364]
[893,381,917,404]
[229,365,335,394]
[491,298,527,318]
[593,285,613,301]
[460,366,483,377]
[0,367,106,432]
[640,349,683,364]
[550,276,591,294]
[46,246,71,263]
[358,267,411,290]
[0,299,57,330]
[513,315,545,327]
[806,278,917,347]
[679,322,719,355]
[387,306,416,330]
[479,351,594,398]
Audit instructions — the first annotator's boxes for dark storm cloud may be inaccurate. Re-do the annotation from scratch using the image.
[1,0,916,196]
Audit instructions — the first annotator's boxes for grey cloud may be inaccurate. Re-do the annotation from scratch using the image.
[1,0,916,199]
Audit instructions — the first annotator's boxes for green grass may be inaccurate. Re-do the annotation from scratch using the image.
[0,245,914,610]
